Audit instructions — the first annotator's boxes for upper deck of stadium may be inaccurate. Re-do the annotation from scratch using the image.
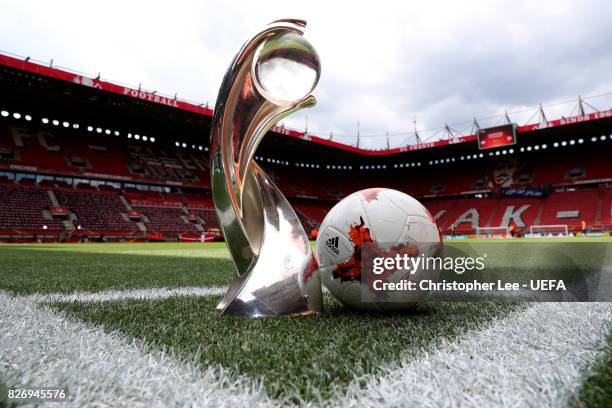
[1,50,611,159]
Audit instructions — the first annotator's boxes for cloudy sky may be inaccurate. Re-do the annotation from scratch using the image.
[1,0,611,149]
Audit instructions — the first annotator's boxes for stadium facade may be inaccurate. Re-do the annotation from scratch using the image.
[0,52,610,242]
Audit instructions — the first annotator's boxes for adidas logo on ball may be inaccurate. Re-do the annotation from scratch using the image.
[325,237,340,255]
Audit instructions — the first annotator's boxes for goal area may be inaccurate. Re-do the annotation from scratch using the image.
[527,224,569,237]
[475,226,511,238]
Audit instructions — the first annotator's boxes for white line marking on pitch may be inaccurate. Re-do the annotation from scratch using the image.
[25,286,227,304]
[2,286,611,407]
[336,302,612,408]
[0,292,275,408]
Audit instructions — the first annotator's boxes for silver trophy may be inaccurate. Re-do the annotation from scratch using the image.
[210,19,323,317]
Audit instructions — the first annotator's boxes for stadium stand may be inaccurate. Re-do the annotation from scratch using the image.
[89,192,139,231]
[2,179,605,238]
[186,208,220,229]
[537,189,600,232]
[1,118,611,239]
[134,205,198,234]
[1,51,611,241]
[53,188,137,231]
[0,184,65,231]
[55,189,106,230]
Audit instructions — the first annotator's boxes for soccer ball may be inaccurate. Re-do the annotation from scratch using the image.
[315,188,442,311]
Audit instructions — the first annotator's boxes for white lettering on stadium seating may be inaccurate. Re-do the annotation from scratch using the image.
[10,127,60,152]
[434,209,446,220]
[37,131,60,152]
[452,208,480,228]
[10,126,30,147]
[500,205,530,227]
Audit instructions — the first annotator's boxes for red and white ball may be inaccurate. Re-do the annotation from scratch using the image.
[315,188,442,311]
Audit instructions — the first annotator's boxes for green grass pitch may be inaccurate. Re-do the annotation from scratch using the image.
[0,243,233,294]
[0,240,610,405]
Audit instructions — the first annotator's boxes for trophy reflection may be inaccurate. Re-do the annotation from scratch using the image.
[210,19,323,317]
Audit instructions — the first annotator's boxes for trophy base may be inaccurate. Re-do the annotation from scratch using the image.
[216,256,322,318]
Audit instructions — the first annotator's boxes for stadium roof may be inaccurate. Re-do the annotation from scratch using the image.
[1,51,611,157]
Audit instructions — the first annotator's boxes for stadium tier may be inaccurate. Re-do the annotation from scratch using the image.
[1,52,611,241]
[0,128,610,241]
